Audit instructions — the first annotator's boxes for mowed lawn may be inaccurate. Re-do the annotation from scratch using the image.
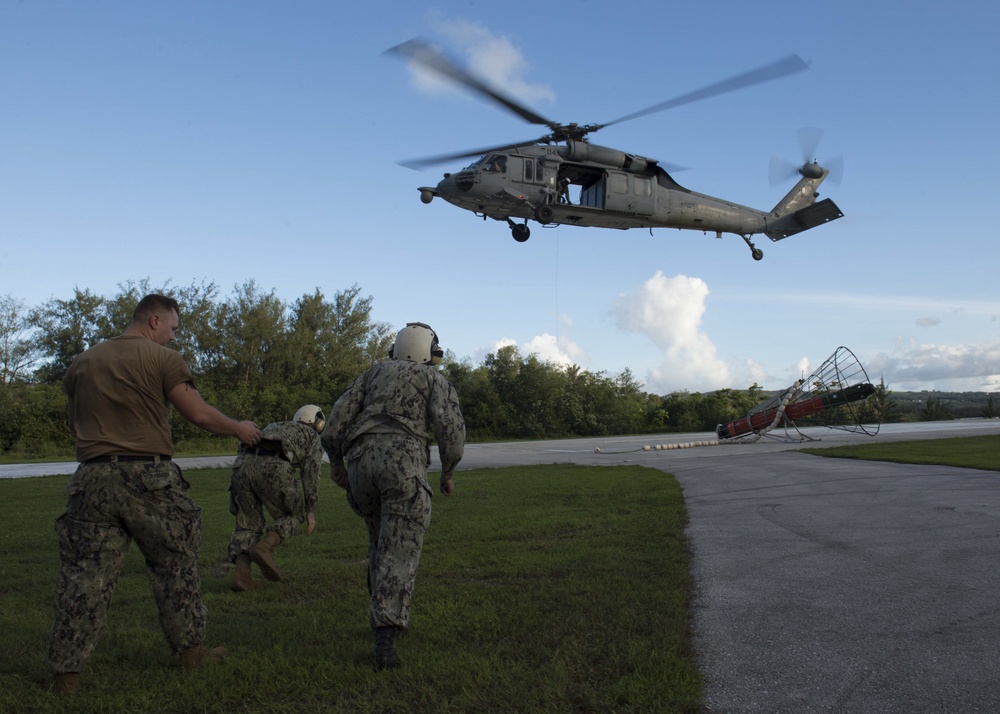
[0,463,702,713]
[802,433,1000,471]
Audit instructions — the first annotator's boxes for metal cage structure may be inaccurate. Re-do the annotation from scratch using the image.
[717,346,881,443]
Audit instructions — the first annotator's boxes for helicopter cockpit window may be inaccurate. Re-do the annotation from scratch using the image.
[483,155,507,174]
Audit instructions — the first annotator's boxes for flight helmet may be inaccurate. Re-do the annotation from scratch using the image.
[388,322,444,366]
[293,404,326,432]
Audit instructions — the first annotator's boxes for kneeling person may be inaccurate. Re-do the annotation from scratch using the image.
[228,405,325,591]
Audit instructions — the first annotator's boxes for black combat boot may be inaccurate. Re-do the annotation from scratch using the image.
[374,627,400,671]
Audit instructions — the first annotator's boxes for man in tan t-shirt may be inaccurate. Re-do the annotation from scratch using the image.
[47,294,262,696]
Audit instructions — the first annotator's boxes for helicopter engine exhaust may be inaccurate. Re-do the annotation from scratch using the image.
[559,141,651,174]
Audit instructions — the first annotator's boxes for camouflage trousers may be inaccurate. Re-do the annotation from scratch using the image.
[227,454,304,561]
[345,433,432,630]
[47,459,207,674]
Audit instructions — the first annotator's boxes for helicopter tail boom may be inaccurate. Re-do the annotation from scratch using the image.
[763,164,843,241]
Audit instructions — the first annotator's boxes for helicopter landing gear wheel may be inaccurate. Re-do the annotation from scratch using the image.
[509,219,530,242]
[740,234,763,261]
[534,204,554,224]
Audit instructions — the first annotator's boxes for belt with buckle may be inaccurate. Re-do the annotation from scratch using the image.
[85,455,171,464]
[249,446,284,458]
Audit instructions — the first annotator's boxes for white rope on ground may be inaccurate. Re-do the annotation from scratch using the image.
[593,440,722,454]
[593,379,805,454]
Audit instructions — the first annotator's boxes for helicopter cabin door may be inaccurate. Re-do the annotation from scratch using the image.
[507,156,549,187]
[604,170,654,215]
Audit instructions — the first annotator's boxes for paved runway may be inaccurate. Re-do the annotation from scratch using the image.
[5,420,998,711]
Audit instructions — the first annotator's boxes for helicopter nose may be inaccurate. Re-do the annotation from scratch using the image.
[449,170,474,193]
[435,171,472,199]
[435,174,454,195]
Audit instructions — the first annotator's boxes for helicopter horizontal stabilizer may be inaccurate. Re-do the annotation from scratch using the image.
[764,198,844,241]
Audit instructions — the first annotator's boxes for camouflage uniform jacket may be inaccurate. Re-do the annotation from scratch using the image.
[239,420,323,512]
[322,360,465,478]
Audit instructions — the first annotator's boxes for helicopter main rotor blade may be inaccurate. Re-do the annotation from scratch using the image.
[600,54,810,130]
[385,39,553,128]
[399,138,547,170]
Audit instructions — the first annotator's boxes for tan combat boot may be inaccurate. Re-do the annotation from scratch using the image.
[250,531,283,581]
[231,554,256,592]
[178,645,228,671]
[49,672,80,695]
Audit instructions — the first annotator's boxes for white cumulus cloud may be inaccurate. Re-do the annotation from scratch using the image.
[867,340,1000,391]
[485,327,587,369]
[488,337,518,354]
[412,18,555,106]
[522,333,587,367]
[610,271,730,393]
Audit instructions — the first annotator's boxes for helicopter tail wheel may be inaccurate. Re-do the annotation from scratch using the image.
[534,204,554,224]
[740,234,763,261]
[508,219,530,242]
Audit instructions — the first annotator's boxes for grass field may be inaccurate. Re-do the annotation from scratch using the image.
[802,434,1000,471]
[4,434,996,713]
[0,464,702,713]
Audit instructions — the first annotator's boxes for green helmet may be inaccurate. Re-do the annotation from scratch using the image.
[293,404,325,432]
[389,322,444,366]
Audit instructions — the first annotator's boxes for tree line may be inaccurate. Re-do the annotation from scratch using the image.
[0,281,985,459]
[1,280,394,456]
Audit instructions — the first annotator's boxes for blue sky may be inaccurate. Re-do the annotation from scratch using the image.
[3,1,999,394]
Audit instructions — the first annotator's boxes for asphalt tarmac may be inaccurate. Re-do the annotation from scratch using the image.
[5,419,998,712]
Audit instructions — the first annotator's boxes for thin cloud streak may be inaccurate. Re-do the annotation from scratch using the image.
[725,292,1000,316]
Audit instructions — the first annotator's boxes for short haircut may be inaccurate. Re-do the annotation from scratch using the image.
[133,294,180,322]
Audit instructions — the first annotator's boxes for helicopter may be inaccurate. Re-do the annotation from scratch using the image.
[386,39,843,261]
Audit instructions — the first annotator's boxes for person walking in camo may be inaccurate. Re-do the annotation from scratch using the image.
[322,322,465,670]
[227,404,325,591]
[48,294,261,695]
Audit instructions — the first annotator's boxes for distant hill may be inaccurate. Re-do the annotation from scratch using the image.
[890,391,997,420]
[748,389,997,421]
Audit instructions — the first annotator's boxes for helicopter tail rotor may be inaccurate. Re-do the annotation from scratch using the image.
[769,127,843,186]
